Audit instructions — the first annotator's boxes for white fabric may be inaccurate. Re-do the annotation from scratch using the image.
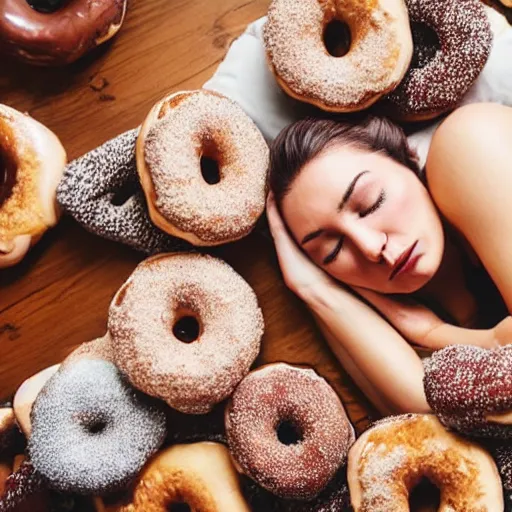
[204,17,512,169]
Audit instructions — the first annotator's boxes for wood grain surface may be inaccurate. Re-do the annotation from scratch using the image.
[0,0,377,432]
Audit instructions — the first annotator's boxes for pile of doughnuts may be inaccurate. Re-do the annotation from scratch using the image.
[263,0,494,121]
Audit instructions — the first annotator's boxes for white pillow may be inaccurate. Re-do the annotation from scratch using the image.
[204,17,512,169]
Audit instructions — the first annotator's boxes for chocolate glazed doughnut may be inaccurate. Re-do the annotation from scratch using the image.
[0,0,128,66]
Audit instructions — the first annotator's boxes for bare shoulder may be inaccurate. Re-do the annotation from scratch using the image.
[425,102,512,310]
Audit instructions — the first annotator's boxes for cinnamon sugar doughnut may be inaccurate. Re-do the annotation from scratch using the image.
[136,90,269,246]
[225,363,355,500]
[263,0,413,112]
[108,252,264,414]
[347,414,504,512]
[382,0,493,121]
[424,345,512,439]
[0,105,66,268]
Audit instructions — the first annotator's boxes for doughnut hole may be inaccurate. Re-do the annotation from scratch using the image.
[25,0,66,14]
[76,411,109,436]
[199,139,222,185]
[410,22,440,69]
[323,19,351,57]
[167,503,191,512]
[408,477,441,509]
[110,180,139,207]
[172,309,202,344]
[276,419,304,446]
[0,132,18,208]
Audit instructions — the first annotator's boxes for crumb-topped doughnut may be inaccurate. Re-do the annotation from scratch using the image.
[0,104,66,268]
[29,359,167,495]
[263,0,413,112]
[0,0,128,66]
[108,253,264,414]
[424,345,512,439]
[136,90,269,246]
[382,0,492,121]
[225,363,355,500]
[347,414,504,511]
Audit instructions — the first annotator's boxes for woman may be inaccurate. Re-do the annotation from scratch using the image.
[266,102,512,415]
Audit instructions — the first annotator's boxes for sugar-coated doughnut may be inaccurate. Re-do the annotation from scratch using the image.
[382,0,492,121]
[0,0,127,66]
[29,359,167,495]
[424,345,512,439]
[225,363,355,500]
[108,253,264,414]
[263,0,413,112]
[0,105,66,268]
[136,90,269,246]
[347,414,504,511]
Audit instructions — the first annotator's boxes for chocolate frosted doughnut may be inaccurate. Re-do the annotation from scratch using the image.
[382,0,493,121]
[263,0,413,112]
[136,90,269,246]
[0,0,127,66]
[225,363,355,500]
[424,345,512,439]
[57,128,191,255]
[108,253,264,414]
[29,359,167,495]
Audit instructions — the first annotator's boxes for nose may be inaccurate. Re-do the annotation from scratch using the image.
[346,223,387,263]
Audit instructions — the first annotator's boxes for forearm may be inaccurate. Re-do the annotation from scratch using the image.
[303,282,431,415]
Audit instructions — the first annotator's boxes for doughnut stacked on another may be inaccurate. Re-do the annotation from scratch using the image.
[108,252,264,414]
[136,89,269,246]
[0,0,128,66]
[424,344,512,439]
[225,363,355,500]
[347,414,504,512]
[263,0,413,112]
[0,104,66,268]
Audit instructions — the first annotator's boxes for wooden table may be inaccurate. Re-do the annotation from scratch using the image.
[0,0,377,431]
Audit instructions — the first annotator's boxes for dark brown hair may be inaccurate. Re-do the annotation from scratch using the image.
[269,116,421,205]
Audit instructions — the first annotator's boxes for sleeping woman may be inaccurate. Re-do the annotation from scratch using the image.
[266,102,512,415]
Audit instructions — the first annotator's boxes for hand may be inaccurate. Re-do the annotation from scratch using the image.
[266,193,333,299]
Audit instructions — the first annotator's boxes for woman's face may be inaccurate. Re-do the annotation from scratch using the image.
[281,144,445,294]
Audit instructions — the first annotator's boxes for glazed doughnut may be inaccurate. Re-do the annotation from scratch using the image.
[0,0,127,66]
[29,359,167,495]
[262,0,413,112]
[136,89,269,246]
[225,363,355,500]
[0,105,66,268]
[381,0,493,121]
[347,414,504,511]
[108,252,264,414]
[98,443,251,512]
[424,345,512,439]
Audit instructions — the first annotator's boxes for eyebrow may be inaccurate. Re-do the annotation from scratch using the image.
[300,170,370,246]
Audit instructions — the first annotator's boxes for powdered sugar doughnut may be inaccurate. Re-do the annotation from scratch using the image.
[263,0,413,112]
[108,252,264,414]
[225,363,355,500]
[29,359,167,495]
[424,345,512,439]
[382,0,493,121]
[136,89,269,246]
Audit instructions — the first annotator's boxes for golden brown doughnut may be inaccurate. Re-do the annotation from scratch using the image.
[347,414,504,511]
[136,89,269,246]
[0,105,66,268]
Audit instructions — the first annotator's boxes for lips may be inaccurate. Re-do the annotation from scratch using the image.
[389,241,418,281]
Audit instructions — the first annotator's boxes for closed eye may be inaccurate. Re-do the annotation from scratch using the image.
[323,237,344,265]
[359,190,385,217]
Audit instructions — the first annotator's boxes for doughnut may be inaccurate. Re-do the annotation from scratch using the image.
[136,89,269,246]
[97,443,251,512]
[381,0,493,121]
[62,334,114,368]
[28,359,167,495]
[225,363,355,500]
[347,414,504,511]
[0,105,66,268]
[13,364,60,437]
[262,0,413,112]
[423,345,512,438]
[108,252,264,414]
[57,128,192,255]
[0,0,127,66]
